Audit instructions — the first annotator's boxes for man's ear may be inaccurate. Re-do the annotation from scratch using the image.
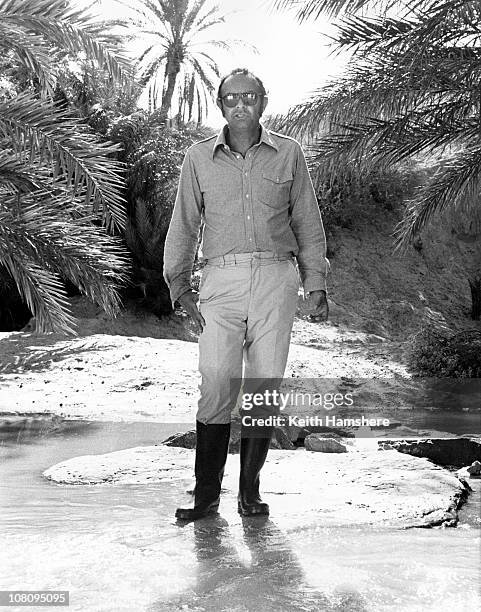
[216,98,224,115]
[260,95,268,116]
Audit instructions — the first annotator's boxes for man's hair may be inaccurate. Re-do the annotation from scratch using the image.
[217,68,267,99]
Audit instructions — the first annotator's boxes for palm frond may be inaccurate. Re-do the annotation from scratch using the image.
[306,109,478,182]
[0,22,56,95]
[195,51,220,77]
[139,54,168,88]
[183,0,208,35]
[0,191,130,332]
[333,14,416,52]
[276,39,481,141]
[0,0,132,90]
[0,92,127,231]
[393,145,481,249]
[272,0,398,21]
[188,56,216,93]
[0,221,77,334]
[193,4,221,31]
[0,151,41,193]
[192,15,225,35]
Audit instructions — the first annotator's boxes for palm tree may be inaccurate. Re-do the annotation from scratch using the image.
[0,0,133,333]
[274,0,481,318]
[126,0,236,124]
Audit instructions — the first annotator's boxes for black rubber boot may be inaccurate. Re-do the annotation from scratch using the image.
[175,420,231,521]
[238,427,273,516]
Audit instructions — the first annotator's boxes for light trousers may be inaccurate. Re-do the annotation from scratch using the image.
[197,251,299,424]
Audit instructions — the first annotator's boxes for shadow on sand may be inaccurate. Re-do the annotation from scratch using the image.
[0,334,116,375]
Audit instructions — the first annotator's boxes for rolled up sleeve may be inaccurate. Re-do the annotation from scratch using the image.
[289,144,330,294]
[163,149,203,307]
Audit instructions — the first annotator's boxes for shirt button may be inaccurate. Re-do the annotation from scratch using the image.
[247,215,250,220]
[245,194,249,198]
[249,238,252,241]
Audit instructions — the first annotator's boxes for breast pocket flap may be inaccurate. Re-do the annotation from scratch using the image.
[260,169,293,207]
[262,169,294,184]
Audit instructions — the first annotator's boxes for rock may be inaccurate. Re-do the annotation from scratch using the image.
[228,425,294,453]
[288,425,354,446]
[378,438,481,468]
[467,460,481,476]
[304,434,348,453]
[162,425,294,454]
[43,445,471,529]
[161,430,196,449]
[286,426,312,446]
[456,460,481,479]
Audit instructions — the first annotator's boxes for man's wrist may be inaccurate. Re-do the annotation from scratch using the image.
[303,277,328,295]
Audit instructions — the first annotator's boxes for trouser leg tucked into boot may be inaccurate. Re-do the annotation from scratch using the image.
[238,427,273,516]
[175,420,231,521]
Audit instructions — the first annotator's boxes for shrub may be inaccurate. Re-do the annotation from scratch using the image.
[407,327,481,377]
[109,118,214,316]
[316,165,424,236]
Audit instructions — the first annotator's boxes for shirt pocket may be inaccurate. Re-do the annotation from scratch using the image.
[258,168,293,209]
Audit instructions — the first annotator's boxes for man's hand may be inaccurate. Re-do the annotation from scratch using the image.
[178,290,205,333]
[302,290,329,322]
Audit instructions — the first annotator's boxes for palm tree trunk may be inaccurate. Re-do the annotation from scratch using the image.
[159,62,180,124]
[469,276,481,320]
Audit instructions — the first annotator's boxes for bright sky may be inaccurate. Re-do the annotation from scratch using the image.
[92,0,347,128]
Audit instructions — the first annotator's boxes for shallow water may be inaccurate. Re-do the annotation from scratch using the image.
[0,421,480,612]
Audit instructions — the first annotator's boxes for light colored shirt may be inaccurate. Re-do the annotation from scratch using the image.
[163,124,330,306]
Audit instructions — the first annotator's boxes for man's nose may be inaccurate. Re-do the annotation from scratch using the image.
[234,96,247,109]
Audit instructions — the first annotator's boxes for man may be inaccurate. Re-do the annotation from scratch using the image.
[163,68,329,521]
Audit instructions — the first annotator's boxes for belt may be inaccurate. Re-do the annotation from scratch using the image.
[205,251,294,265]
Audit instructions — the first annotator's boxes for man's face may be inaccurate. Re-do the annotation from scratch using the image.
[217,74,268,131]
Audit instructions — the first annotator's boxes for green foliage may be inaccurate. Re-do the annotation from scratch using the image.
[54,61,142,134]
[316,165,421,235]
[0,0,132,333]
[127,0,243,124]
[274,0,481,250]
[109,113,212,206]
[0,0,131,97]
[407,328,481,378]
[108,115,213,315]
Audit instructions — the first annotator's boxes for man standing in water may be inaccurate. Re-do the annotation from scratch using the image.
[163,68,329,521]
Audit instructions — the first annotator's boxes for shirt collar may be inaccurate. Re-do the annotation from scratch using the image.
[212,123,278,158]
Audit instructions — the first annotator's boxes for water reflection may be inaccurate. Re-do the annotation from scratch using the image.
[1,420,480,611]
[151,515,368,611]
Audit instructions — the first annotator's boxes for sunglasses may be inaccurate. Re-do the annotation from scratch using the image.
[219,91,262,107]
